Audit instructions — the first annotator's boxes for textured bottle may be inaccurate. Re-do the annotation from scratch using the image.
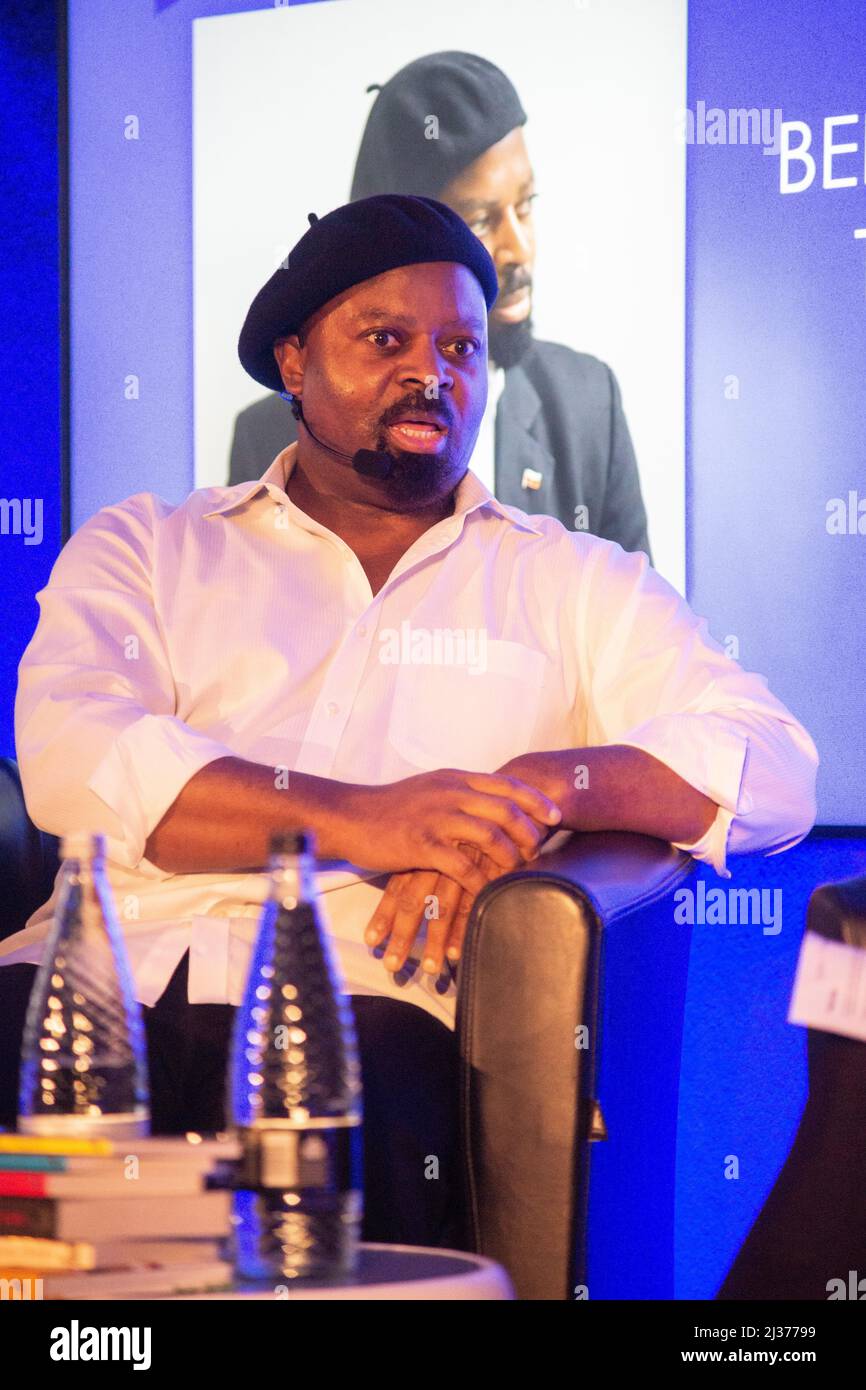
[17,832,149,1138]
[227,830,363,1282]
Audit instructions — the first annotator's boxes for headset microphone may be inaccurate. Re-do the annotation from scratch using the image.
[286,395,395,479]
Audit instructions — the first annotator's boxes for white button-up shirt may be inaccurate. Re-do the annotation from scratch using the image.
[1,442,819,1031]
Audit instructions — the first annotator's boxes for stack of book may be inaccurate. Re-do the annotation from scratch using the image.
[0,1132,240,1298]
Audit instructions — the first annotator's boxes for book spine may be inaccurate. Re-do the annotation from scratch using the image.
[0,1174,49,1198]
[0,1156,67,1172]
[0,1137,114,1156]
[0,1174,204,1198]
[0,1199,56,1238]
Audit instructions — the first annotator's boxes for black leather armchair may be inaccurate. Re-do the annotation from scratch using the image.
[0,755,699,1301]
[458,829,697,1300]
[0,756,59,944]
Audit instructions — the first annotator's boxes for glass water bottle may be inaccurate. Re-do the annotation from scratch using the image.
[17,832,150,1138]
[227,830,363,1282]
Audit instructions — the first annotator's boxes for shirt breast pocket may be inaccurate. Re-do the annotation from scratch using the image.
[387,639,548,773]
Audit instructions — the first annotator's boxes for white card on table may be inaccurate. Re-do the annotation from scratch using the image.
[788,929,866,1043]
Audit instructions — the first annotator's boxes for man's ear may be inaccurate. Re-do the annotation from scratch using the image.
[273,334,303,396]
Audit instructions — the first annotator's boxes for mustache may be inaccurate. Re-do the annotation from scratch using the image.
[498,273,532,298]
[382,400,452,428]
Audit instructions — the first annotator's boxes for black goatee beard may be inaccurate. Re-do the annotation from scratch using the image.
[488,313,534,370]
[370,427,459,508]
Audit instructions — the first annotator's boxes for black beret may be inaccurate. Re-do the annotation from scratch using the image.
[238,193,499,394]
[350,51,527,201]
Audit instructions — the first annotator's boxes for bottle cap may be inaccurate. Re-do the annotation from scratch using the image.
[60,832,107,861]
[268,829,315,857]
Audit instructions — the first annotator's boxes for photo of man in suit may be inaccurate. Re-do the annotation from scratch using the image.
[228,50,651,558]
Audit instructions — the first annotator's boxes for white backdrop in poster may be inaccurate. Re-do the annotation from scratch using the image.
[193,0,686,590]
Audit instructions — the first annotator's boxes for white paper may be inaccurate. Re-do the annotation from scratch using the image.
[788,930,866,1043]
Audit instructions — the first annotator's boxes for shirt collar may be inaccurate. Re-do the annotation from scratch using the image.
[202,440,543,534]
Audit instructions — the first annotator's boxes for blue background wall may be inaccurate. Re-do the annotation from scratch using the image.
[680,0,866,1297]
[687,0,866,829]
[0,0,63,760]
[1,0,864,1299]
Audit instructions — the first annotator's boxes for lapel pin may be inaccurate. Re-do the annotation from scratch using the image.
[521,467,544,491]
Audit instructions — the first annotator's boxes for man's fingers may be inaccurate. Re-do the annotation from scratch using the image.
[444,887,476,963]
[438,810,540,872]
[363,870,417,947]
[445,812,523,871]
[383,869,450,972]
[363,842,505,982]
[449,790,559,862]
[464,772,562,832]
[365,869,458,975]
[441,844,497,967]
[420,842,490,975]
[419,875,464,975]
[439,839,494,973]
[425,840,490,896]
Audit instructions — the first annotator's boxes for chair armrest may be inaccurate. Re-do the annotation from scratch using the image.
[456,829,695,1300]
[805,875,866,951]
[0,757,60,943]
[530,825,698,919]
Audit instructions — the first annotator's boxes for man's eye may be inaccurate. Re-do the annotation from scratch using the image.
[368,329,399,348]
[366,331,478,358]
[469,195,536,235]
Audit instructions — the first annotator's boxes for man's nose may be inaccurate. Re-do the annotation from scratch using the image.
[494,205,533,267]
[398,342,454,393]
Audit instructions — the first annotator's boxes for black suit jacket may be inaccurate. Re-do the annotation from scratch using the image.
[228,339,652,558]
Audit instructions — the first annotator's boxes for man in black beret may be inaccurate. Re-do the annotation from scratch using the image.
[3,191,817,1266]
[228,50,652,560]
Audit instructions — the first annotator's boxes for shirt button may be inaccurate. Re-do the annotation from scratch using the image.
[357,624,367,638]
[740,792,754,814]
[326,701,339,716]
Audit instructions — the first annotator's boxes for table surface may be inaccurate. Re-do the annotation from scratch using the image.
[132,1243,515,1301]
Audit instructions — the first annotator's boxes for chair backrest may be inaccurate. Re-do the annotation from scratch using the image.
[0,758,60,942]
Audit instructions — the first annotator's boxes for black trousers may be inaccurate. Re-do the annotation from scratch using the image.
[0,953,470,1251]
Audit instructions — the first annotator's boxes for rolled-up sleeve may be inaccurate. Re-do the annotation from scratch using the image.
[577,541,819,877]
[14,494,237,872]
